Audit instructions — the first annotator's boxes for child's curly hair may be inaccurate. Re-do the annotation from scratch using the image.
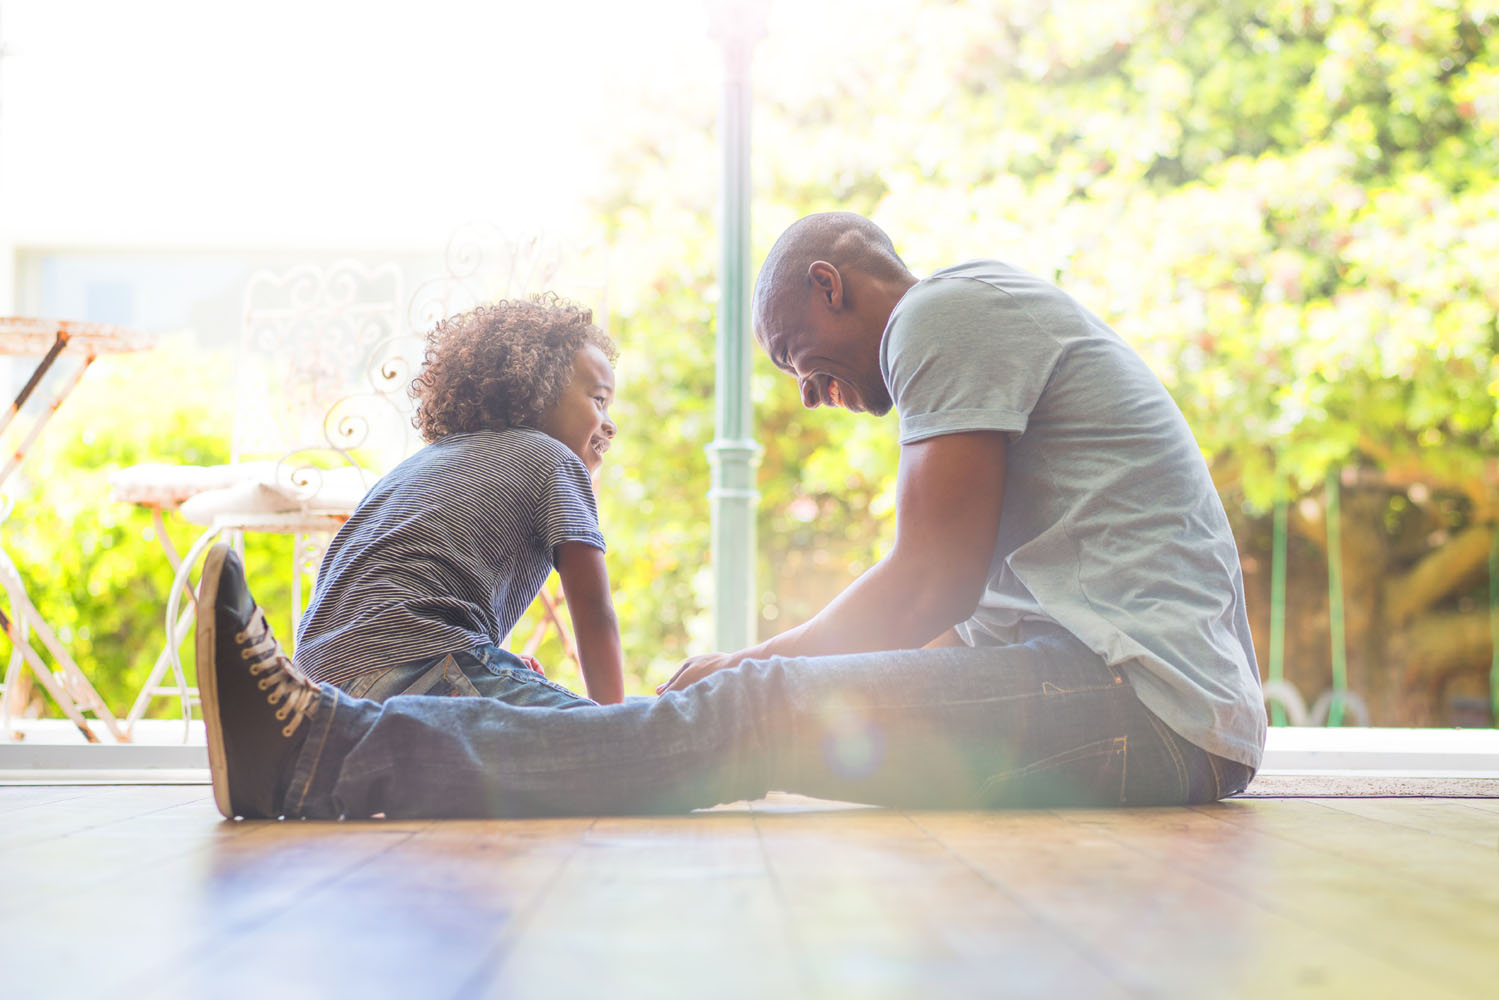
[411,294,618,443]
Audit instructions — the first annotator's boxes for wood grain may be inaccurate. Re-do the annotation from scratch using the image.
[2,786,1496,1000]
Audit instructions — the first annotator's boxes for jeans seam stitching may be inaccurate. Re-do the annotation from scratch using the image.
[1041,681,1124,696]
[490,668,581,698]
[290,692,338,816]
[978,737,1125,797]
[1143,710,1189,801]
[443,655,483,697]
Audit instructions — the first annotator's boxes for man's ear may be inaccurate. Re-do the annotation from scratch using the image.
[807,260,843,309]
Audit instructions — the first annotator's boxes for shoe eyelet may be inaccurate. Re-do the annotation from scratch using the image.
[233,631,245,643]
[257,678,272,690]
[275,706,289,721]
[281,724,295,738]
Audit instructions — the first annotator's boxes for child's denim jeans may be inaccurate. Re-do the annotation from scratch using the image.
[341,643,592,710]
[282,623,1255,819]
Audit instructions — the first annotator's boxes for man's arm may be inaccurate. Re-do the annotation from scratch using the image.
[555,541,625,704]
[660,430,1006,692]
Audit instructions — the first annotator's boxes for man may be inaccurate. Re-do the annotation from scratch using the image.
[200,212,1264,820]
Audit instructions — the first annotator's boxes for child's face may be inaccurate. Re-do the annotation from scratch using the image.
[536,345,617,476]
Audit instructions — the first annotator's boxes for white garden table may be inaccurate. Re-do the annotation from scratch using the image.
[1,317,157,742]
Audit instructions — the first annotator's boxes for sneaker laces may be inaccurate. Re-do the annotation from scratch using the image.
[235,607,320,738]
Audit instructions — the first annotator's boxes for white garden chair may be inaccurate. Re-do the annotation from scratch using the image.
[118,261,416,736]
[121,231,611,734]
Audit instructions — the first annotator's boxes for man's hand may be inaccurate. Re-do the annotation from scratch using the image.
[657,651,743,694]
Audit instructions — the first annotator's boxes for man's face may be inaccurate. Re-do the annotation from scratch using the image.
[535,344,617,476]
[757,301,893,416]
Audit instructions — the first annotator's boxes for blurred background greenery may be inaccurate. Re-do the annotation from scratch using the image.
[2,0,1495,726]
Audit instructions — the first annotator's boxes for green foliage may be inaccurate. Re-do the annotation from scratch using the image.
[1,337,297,718]
[584,0,1498,712]
[7,0,1497,715]
[716,4,1494,492]
[745,0,1499,512]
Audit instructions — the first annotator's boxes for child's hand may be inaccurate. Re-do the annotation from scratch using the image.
[519,655,546,677]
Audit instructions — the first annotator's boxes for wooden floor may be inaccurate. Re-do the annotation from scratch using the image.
[3,786,1496,999]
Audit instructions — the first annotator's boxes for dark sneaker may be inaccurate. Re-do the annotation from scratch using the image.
[196,543,321,819]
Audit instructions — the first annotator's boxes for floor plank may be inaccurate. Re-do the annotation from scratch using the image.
[477,809,802,999]
[913,806,1469,998]
[1,794,274,998]
[1312,795,1499,848]
[4,787,1497,1000]
[0,784,207,850]
[754,807,1128,999]
[1207,798,1499,908]
[134,819,449,998]
[1065,801,1498,996]
[0,784,90,815]
[1455,796,1499,814]
[0,791,251,912]
[152,819,588,999]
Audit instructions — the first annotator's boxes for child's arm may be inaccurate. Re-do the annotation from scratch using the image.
[554,541,625,704]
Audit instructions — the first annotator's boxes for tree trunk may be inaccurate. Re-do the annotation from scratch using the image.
[1239,484,1496,726]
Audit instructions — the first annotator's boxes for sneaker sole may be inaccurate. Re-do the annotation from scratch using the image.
[196,545,235,820]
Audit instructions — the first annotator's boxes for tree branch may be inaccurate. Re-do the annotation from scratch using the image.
[1389,609,1494,684]
[1383,524,1496,628]
[1348,443,1498,516]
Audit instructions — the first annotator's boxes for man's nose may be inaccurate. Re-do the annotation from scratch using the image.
[798,376,820,409]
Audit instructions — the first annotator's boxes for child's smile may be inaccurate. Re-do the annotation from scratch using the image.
[537,344,617,476]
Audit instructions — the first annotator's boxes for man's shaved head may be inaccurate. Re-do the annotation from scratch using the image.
[750,213,918,417]
[752,212,913,342]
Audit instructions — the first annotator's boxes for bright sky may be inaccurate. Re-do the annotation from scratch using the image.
[0,0,717,249]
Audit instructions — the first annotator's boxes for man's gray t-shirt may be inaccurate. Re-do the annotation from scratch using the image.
[294,429,605,689]
[880,261,1266,768]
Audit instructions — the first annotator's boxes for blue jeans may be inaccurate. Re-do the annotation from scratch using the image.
[340,644,594,709]
[282,624,1254,819]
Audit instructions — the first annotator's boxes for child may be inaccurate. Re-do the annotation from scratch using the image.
[292,295,625,705]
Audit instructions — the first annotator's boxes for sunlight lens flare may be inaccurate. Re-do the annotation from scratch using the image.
[818,696,885,779]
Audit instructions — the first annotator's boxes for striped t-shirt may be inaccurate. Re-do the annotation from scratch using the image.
[293,428,605,688]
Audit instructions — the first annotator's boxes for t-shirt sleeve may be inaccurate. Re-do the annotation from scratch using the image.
[881,276,1063,445]
[534,451,607,561]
